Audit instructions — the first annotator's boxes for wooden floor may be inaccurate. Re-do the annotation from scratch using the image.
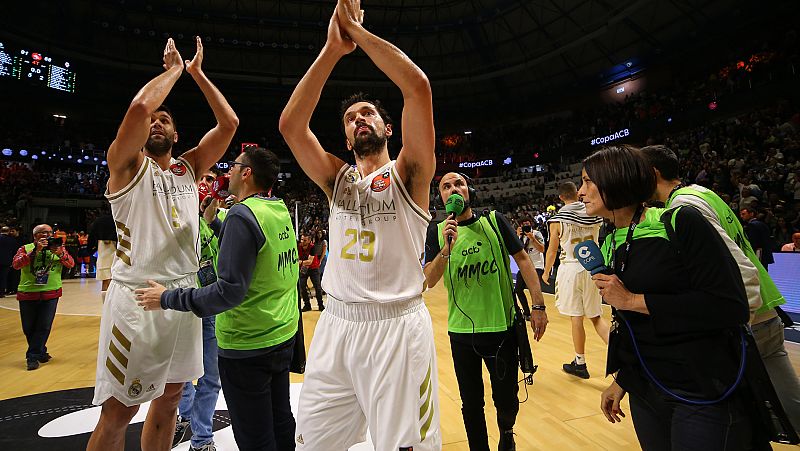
[1,278,798,450]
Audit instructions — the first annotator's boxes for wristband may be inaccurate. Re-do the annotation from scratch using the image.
[531,304,546,311]
[440,252,450,260]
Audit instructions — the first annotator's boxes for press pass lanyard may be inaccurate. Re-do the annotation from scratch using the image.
[609,203,645,275]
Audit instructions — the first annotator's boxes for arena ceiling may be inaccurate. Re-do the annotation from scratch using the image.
[1,0,795,126]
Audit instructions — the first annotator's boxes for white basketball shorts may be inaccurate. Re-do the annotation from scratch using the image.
[92,273,202,407]
[295,295,441,451]
[554,262,603,318]
[96,240,117,280]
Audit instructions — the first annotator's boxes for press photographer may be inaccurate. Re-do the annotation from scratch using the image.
[11,224,75,371]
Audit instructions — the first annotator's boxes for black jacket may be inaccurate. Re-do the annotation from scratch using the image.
[605,207,749,400]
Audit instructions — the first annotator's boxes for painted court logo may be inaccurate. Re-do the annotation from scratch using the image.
[0,387,233,449]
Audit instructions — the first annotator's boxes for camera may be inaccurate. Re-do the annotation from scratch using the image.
[47,237,63,248]
[522,225,532,233]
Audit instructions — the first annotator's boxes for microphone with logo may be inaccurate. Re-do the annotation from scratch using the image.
[444,193,465,245]
[573,239,613,276]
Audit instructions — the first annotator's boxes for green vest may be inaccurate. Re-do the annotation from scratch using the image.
[18,243,65,293]
[437,212,515,333]
[667,186,784,313]
[601,208,671,263]
[198,219,219,268]
[215,197,300,350]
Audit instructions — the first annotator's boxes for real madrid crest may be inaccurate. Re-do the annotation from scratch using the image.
[345,168,359,183]
[128,378,143,398]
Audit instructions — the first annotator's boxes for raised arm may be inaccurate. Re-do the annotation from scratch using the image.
[180,37,239,179]
[278,11,352,199]
[338,0,435,207]
[542,222,561,285]
[107,39,183,193]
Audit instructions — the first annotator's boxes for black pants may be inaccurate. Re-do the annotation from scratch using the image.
[7,267,19,294]
[0,264,9,294]
[218,339,296,451]
[450,334,519,451]
[513,269,544,317]
[299,268,323,308]
[19,298,58,361]
[629,381,756,451]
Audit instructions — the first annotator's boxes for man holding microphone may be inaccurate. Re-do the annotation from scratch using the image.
[424,172,547,451]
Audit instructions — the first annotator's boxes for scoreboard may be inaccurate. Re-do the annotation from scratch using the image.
[0,41,76,93]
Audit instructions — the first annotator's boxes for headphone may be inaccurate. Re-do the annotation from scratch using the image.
[436,172,479,208]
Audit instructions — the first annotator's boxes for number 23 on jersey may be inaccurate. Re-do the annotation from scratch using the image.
[340,228,376,262]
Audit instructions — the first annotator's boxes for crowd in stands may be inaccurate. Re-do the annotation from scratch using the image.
[2,95,798,254]
[1,32,798,255]
[436,30,798,164]
[0,161,108,199]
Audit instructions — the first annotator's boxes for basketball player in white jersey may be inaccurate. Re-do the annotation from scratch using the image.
[279,1,439,450]
[87,37,238,451]
[542,181,610,379]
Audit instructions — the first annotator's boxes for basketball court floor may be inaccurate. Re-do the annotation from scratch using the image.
[1,278,797,450]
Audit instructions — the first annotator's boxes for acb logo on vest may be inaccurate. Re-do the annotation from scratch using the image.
[460,240,483,257]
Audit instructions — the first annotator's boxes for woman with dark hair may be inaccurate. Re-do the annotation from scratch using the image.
[578,145,762,450]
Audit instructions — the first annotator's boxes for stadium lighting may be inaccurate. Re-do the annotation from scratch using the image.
[20,149,28,156]
[101,160,107,166]
[1,148,12,156]
[31,155,38,160]
[464,131,472,135]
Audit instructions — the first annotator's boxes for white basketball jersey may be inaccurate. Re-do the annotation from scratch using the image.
[549,202,602,265]
[322,161,431,303]
[106,156,200,284]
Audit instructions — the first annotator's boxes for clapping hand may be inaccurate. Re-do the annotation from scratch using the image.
[325,7,357,56]
[162,38,184,71]
[185,36,204,76]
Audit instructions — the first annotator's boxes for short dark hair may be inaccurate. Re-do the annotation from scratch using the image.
[640,145,680,181]
[155,104,176,129]
[582,145,656,211]
[241,147,280,192]
[557,181,578,200]
[339,92,393,136]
